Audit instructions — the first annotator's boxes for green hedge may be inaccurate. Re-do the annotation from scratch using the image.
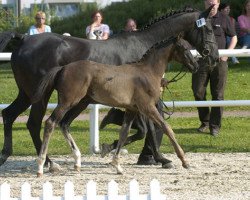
[0,0,248,41]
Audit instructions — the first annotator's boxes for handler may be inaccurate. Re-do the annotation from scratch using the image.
[192,0,237,136]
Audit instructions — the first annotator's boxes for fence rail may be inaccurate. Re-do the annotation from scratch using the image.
[1,49,250,61]
[0,179,165,200]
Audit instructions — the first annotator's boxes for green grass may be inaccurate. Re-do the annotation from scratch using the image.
[0,58,249,155]
[0,116,249,156]
[1,58,249,111]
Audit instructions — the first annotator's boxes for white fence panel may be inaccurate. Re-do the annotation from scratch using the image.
[0,180,166,200]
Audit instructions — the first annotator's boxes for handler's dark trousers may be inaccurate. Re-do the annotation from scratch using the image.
[192,60,228,130]
[139,100,164,155]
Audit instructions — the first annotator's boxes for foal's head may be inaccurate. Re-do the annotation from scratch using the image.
[171,38,199,73]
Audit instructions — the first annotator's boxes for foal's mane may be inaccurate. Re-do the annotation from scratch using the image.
[129,36,177,64]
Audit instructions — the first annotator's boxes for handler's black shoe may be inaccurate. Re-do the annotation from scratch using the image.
[197,124,209,133]
[136,155,158,165]
[99,108,116,129]
[210,128,219,137]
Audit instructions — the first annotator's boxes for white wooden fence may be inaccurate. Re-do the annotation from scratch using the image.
[0,179,165,200]
[1,50,250,153]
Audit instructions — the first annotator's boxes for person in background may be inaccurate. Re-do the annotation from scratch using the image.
[99,18,172,167]
[238,0,250,49]
[219,2,240,64]
[192,0,237,136]
[124,18,138,31]
[86,10,110,40]
[28,11,51,35]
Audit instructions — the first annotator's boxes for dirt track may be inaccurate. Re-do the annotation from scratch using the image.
[0,153,249,199]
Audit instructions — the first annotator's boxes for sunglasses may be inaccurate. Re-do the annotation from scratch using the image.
[36,17,45,20]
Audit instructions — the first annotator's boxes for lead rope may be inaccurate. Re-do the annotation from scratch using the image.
[160,66,187,120]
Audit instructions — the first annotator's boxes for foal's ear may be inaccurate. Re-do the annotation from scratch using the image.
[200,4,215,19]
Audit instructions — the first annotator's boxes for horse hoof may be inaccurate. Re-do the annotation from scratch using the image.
[74,165,81,172]
[101,143,111,158]
[49,162,62,173]
[162,162,174,169]
[182,163,190,169]
[37,172,43,178]
[116,166,123,175]
[0,154,8,166]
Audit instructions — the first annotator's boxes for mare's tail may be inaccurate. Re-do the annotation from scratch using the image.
[0,31,25,51]
[32,66,63,103]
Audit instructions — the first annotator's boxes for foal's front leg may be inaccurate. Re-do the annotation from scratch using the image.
[111,111,135,174]
[147,105,189,168]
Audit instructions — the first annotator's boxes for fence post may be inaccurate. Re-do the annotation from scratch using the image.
[43,181,53,200]
[21,182,31,200]
[0,183,10,200]
[108,180,119,200]
[89,104,100,154]
[129,179,140,200]
[64,181,74,200]
[150,179,166,200]
[86,180,97,200]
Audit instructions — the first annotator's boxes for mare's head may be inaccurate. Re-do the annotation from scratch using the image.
[183,5,219,68]
[171,37,199,73]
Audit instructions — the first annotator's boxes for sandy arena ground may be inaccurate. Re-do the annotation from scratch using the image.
[0,153,249,199]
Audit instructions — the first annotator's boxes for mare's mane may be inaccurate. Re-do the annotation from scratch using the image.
[138,7,198,32]
[109,7,198,39]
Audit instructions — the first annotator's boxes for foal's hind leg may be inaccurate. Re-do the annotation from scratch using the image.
[0,91,30,166]
[37,104,82,177]
[145,105,189,168]
[111,111,135,174]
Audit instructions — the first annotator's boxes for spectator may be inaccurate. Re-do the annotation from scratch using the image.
[124,18,138,31]
[219,2,240,64]
[99,18,172,167]
[238,0,250,49]
[192,0,237,136]
[86,11,110,40]
[28,11,51,35]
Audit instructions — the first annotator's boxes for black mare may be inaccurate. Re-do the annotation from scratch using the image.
[0,7,218,169]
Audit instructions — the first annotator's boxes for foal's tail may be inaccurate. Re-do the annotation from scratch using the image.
[0,31,25,51]
[32,66,63,103]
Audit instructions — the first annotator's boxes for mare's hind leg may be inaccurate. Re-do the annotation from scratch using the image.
[27,91,56,170]
[0,91,30,166]
[145,105,189,168]
[101,113,147,157]
[111,111,135,174]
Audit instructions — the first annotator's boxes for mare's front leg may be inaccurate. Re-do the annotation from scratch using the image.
[111,111,135,174]
[146,105,189,168]
[0,91,30,166]
[101,113,147,157]
[146,120,173,168]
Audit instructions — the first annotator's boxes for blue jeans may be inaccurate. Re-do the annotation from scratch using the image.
[239,34,250,48]
[226,36,239,63]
